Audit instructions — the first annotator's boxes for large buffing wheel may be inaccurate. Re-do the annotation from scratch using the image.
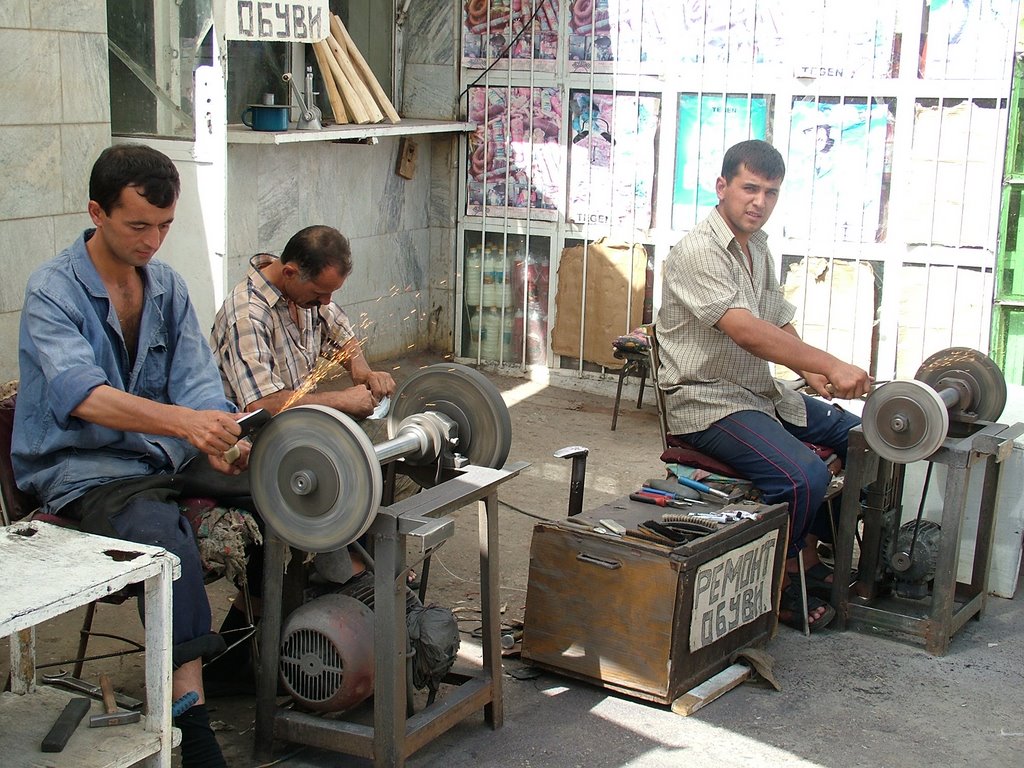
[862,380,949,464]
[915,346,1007,423]
[250,405,382,552]
[387,363,512,469]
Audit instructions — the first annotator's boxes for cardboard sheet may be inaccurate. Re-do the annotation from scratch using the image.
[551,239,647,368]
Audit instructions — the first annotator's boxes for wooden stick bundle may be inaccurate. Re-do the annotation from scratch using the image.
[311,14,401,126]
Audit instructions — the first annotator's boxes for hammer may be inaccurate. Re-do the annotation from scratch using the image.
[88,674,141,728]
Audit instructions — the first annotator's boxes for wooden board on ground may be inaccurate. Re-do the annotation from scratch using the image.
[670,662,751,716]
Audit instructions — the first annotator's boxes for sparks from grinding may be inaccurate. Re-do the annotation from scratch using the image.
[278,295,424,411]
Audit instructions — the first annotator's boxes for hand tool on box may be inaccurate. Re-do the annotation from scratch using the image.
[675,475,731,499]
[598,518,627,535]
[89,674,141,728]
[629,491,692,509]
[41,697,91,752]
[42,670,143,710]
[640,486,696,504]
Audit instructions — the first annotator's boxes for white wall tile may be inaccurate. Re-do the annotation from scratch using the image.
[405,0,456,66]
[0,217,56,313]
[0,125,62,217]
[60,123,109,212]
[0,29,61,125]
[0,311,22,382]
[29,0,106,34]
[0,1,31,28]
[60,32,110,124]
[255,147,302,250]
[402,64,456,120]
[52,211,92,251]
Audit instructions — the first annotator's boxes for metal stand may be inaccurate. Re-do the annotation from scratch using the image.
[254,463,524,766]
[832,422,1020,655]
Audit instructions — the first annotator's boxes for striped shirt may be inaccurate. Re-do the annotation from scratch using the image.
[211,254,354,409]
[656,207,806,435]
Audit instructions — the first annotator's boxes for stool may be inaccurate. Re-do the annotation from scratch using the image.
[611,349,649,431]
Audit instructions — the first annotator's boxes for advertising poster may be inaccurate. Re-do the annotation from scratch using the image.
[466,86,563,220]
[566,0,672,73]
[567,90,661,229]
[785,0,897,79]
[783,99,892,243]
[462,0,560,71]
[676,0,785,67]
[920,0,1015,79]
[672,93,769,229]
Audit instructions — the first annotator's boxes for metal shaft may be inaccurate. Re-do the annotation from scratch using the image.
[375,430,428,464]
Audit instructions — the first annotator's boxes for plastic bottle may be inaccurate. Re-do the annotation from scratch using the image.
[464,307,481,357]
[526,302,547,364]
[481,307,501,360]
[511,307,525,363]
[482,247,499,306]
[464,245,482,307]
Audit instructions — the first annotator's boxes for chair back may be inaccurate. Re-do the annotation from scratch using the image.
[645,324,671,452]
[0,384,41,525]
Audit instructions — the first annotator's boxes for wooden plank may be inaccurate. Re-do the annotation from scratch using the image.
[327,16,383,124]
[670,663,751,716]
[331,13,401,123]
[312,40,348,125]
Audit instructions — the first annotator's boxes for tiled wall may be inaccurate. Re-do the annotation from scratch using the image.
[0,0,111,381]
[226,136,442,362]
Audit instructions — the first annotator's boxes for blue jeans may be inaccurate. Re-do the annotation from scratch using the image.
[678,394,860,558]
[110,497,212,646]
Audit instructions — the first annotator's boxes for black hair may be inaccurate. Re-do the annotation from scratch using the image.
[721,140,786,182]
[89,144,180,214]
[279,225,353,280]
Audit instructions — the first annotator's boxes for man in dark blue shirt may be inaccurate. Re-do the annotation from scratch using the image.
[14,144,245,768]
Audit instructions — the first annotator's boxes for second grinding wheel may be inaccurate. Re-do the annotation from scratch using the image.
[387,363,512,469]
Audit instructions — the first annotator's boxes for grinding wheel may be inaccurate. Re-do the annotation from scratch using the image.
[862,380,950,463]
[250,405,382,552]
[387,363,512,469]
[915,346,1007,422]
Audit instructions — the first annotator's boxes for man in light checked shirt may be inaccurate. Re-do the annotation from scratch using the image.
[657,140,873,631]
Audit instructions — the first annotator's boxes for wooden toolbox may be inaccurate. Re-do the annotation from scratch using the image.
[522,497,788,705]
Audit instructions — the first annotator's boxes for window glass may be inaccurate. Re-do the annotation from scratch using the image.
[108,0,214,138]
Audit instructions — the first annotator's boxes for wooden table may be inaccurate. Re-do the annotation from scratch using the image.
[0,521,180,767]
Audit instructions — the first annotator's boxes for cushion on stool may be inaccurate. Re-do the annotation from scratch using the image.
[661,436,740,477]
[611,328,651,354]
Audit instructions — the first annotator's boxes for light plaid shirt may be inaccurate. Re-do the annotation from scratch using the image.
[211,254,354,409]
[656,207,806,435]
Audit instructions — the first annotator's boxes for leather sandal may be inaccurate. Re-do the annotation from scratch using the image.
[778,581,835,633]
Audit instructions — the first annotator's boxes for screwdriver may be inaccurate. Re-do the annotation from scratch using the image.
[629,492,691,509]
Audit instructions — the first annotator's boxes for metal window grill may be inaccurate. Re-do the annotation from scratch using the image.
[455,0,1019,385]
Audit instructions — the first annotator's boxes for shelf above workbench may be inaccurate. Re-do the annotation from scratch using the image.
[226,117,475,145]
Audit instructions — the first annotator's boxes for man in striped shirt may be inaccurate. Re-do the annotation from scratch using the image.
[657,140,872,631]
[211,225,394,419]
[206,225,398,686]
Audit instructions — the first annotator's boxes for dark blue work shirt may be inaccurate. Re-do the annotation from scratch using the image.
[13,230,235,511]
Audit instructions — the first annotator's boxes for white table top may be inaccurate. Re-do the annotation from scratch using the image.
[0,521,180,638]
